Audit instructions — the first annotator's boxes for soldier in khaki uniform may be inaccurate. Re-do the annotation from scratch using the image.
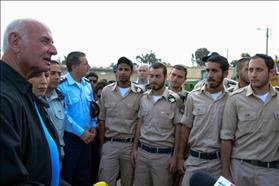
[233,57,250,91]
[98,57,143,186]
[221,54,279,186]
[131,62,182,186]
[168,64,188,186]
[177,53,230,186]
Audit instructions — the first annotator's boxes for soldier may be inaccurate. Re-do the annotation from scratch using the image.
[168,64,188,186]
[234,57,250,90]
[98,57,143,186]
[220,54,279,185]
[178,53,230,186]
[131,62,182,186]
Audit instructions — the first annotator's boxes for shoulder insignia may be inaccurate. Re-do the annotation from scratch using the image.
[133,83,145,93]
[60,77,67,84]
[84,78,90,83]
[136,87,144,93]
[178,91,189,102]
[55,88,64,101]
[167,94,176,103]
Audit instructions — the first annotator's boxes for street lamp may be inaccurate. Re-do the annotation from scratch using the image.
[257,28,271,55]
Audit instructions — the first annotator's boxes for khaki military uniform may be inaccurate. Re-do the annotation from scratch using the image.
[98,82,142,186]
[181,85,229,186]
[221,85,279,186]
[135,87,182,186]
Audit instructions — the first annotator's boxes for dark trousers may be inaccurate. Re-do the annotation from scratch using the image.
[62,132,92,186]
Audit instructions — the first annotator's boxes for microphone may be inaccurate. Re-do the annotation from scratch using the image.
[93,181,108,186]
[189,171,236,186]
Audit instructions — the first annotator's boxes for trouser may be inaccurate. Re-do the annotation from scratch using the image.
[231,159,279,186]
[98,141,134,186]
[135,148,173,186]
[181,155,221,186]
[61,132,92,186]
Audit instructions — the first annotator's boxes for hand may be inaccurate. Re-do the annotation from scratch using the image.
[80,130,95,144]
[168,155,177,174]
[131,148,137,167]
[222,171,233,183]
[177,157,185,175]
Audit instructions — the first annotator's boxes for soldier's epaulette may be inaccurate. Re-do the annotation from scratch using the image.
[191,87,201,93]
[84,78,90,83]
[132,82,145,93]
[167,90,179,103]
[178,91,189,101]
[60,77,67,84]
[230,87,245,96]
[168,94,176,103]
[55,88,65,101]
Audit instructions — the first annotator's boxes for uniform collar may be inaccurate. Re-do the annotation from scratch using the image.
[200,83,227,94]
[66,73,87,86]
[146,87,169,100]
[0,61,32,95]
[111,81,137,93]
[246,84,277,97]
[47,89,59,101]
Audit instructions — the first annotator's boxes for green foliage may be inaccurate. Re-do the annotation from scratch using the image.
[241,53,250,58]
[194,48,209,67]
[136,50,162,65]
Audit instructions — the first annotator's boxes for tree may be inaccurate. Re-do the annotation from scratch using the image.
[194,48,210,66]
[136,50,162,65]
[241,53,250,58]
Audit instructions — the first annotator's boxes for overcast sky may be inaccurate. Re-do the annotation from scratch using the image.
[1,1,278,67]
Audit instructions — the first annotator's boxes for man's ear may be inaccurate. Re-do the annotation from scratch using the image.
[223,70,229,78]
[8,32,21,53]
[269,68,276,80]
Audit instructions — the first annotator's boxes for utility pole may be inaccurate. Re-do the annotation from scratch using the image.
[266,28,269,55]
[257,27,271,55]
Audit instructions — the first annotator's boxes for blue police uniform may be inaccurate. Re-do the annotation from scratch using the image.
[59,73,97,186]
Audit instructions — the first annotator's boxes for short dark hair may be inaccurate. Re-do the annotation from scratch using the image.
[172,64,187,78]
[250,53,274,71]
[50,60,60,65]
[150,62,167,77]
[66,51,86,72]
[86,71,98,81]
[207,55,229,72]
[236,57,250,70]
[117,57,133,71]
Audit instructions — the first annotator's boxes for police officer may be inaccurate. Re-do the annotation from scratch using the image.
[44,60,65,161]
[59,51,97,186]
[178,53,230,186]
[221,54,279,186]
[98,57,142,186]
[131,62,182,186]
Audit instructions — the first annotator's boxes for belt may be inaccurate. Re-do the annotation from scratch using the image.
[190,149,220,160]
[138,141,173,154]
[240,159,279,169]
[105,137,133,143]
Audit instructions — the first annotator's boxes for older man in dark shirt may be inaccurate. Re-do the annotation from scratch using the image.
[0,18,59,185]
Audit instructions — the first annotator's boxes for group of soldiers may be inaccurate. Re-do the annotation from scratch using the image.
[97,52,279,186]
[1,18,279,186]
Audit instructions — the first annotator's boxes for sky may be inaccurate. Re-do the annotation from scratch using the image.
[1,1,279,68]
